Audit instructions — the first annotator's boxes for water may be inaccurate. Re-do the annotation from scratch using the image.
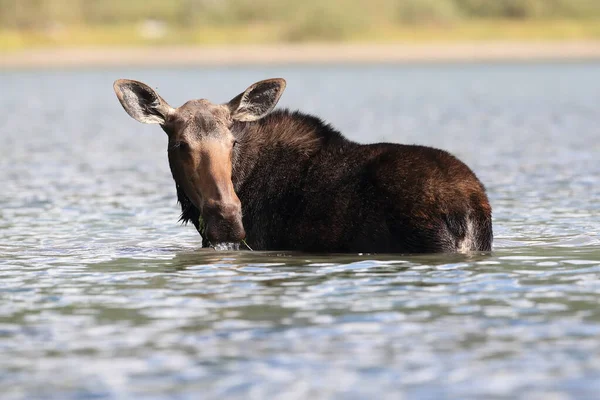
[1,63,599,399]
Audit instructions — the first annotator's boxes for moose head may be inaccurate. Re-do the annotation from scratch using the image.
[113,78,287,246]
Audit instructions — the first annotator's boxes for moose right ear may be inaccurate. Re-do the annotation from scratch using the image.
[227,78,286,122]
[113,79,173,124]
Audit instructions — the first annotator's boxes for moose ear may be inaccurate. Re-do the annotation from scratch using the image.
[113,79,173,124]
[227,78,286,122]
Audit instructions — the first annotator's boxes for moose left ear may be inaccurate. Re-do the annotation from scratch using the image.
[227,78,286,122]
[113,79,173,125]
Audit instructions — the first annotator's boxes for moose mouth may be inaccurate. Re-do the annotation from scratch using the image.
[198,215,250,251]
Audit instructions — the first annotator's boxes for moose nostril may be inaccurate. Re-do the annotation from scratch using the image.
[203,204,245,243]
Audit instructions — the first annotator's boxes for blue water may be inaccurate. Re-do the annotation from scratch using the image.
[1,63,599,399]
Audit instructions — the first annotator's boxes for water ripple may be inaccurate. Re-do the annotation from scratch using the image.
[1,64,600,399]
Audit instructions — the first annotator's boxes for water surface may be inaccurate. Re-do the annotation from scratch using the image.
[1,63,599,399]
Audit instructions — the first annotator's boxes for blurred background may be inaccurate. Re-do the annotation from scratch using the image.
[1,0,600,50]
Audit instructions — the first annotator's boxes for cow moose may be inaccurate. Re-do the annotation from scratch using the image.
[113,78,492,253]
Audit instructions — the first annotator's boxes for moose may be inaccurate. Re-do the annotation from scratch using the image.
[113,78,492,253]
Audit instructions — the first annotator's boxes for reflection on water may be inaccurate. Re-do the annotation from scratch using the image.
[1,63,600,399]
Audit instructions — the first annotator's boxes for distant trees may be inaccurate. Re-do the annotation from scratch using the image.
[455,0,600,19]
[1,0,599,32]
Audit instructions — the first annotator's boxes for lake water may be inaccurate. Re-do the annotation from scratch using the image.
[1,63,599,399]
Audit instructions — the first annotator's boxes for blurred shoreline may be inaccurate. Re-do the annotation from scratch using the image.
[2,42,600,69]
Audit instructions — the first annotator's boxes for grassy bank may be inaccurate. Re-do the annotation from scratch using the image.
[2,19,600,51]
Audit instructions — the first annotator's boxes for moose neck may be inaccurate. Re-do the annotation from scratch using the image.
[230,109,347,190]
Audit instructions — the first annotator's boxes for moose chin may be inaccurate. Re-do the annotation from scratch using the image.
[113,78,492,254]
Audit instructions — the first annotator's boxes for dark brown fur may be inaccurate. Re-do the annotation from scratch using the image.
[180,109,493,253]
[114,78,492,253]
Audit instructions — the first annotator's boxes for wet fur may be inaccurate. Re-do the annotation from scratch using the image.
[179,109,492,253]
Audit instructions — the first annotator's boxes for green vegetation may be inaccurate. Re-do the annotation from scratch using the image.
[1,0,600,50]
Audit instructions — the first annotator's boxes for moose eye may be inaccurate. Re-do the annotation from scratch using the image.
[232,140,238,148]
[168,141,190,152]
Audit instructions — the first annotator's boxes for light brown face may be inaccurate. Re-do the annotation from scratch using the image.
[164,100,244,244]
[113,78,286,246]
